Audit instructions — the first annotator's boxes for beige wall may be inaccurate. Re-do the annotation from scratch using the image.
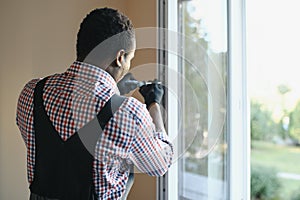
[0,0,157,199]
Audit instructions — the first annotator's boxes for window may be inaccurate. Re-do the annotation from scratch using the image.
[158,0,249,199]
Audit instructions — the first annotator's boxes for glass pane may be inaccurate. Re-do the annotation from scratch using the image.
[178,0,228,199]
[247,0,300,199]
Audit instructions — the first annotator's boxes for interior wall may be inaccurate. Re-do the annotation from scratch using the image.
[0,0,157,199]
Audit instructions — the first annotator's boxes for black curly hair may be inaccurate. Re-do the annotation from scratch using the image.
[76,8,135,62]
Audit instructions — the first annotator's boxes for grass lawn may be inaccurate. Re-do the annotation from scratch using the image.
[251,140,300,199]
[251,140,300,173]
[278,179,300,200]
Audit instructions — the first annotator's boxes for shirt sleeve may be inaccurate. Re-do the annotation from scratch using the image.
[128,101,174,176]
[16,78,39,183]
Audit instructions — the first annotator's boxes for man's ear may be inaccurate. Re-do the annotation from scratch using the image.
[116,49,125,67]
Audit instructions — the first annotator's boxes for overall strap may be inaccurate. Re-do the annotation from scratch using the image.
[78,94,126,157]
[34,77,48,110]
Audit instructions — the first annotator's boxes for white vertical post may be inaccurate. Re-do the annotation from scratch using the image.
[166,0,179,200]
[228,0,250,199]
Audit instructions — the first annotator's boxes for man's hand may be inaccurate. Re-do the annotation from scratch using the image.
[139,81,164,109]
[117,73,137,95]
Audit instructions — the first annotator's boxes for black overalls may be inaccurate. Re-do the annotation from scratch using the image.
[30,78,133,200]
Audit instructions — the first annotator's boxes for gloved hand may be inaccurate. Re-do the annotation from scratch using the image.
[117,73,137,95]
[139,80,164,109]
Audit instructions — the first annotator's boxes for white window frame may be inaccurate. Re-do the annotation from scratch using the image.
[157,0,249,199]
[227,0,249,199]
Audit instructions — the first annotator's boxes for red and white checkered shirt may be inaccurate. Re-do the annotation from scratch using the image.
[16,61,173,199]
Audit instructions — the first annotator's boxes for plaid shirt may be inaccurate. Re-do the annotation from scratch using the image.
[16,61,173,199]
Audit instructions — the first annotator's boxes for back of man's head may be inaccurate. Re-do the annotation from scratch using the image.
[76,8,135,62]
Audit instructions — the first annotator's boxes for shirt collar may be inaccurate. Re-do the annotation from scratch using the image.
[66,61,117,90]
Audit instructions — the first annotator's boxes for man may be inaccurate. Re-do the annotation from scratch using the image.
[16,8,173,200]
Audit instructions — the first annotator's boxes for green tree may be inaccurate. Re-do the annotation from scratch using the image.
[289,101,300,143]
[251,101,280,140]
[277,84,291,96]
[277,84,291,139]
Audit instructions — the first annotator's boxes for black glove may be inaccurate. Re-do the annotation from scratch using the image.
[139,81,164,109]
[117,73,137,95]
